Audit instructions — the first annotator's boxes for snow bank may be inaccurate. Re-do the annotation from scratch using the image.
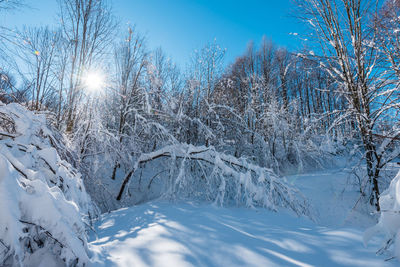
[364,169,400,261]
[0,102,94,266]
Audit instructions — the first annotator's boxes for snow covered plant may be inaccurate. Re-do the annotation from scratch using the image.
[117,143,311,218]
[364,170,400,261]
[0,102,94,266]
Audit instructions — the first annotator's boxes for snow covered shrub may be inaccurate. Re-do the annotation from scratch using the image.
[364,170,400,261]
[0,102,94,266]
[71,95,312,216]
[116,144,312,218]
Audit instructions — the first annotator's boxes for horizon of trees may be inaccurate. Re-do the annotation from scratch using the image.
[0,0,399,213]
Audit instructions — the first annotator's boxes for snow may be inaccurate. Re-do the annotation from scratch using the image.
[0,102,94,266]
[364,170,400,260]
[25,248,66,267]
[286,167,375,228]
[1,103,399,266]
[117,144,310,217]
[89,201,395,267]
[89,161,399,266]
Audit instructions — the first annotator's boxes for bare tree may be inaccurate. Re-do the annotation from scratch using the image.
[17,27,61,110]
[58,0,116,132]
[108,26,148,180]
[186,40,225,146]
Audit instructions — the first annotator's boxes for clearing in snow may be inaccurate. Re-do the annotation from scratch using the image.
[89,201,394,267]
[88,165,399,266]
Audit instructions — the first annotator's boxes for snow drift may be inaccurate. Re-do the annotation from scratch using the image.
[364,169,400,261]
[0,102,94,266]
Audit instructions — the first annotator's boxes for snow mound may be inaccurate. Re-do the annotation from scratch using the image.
[0,102,94,266]
[364,169,400,261]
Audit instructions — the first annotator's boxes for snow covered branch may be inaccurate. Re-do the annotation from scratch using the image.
[117,144,311,217]
[0,103,95,266]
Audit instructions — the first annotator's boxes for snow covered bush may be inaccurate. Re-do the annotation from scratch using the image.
[71,81,313,216]
[116,144,311,218]
[364,169,400,261]
[0,102,95,266]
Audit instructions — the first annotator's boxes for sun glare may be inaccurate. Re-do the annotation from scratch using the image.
[83,71,105,93]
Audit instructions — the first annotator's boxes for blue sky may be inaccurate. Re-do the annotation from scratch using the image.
[2,0,306,67]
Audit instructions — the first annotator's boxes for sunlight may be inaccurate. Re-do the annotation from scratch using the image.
[83,71,105,93]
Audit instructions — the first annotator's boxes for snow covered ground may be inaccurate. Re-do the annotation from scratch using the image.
[286,168,375,228]
[89,201,394,267]
[89,165,399,267]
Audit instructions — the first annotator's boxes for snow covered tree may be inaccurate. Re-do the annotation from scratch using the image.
[0,102,95,266]
[116,144,311,218]
[107,26,148,180]
[184,40,226,146]
[296,0,400,211]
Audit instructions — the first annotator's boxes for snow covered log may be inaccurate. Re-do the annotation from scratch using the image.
[117,144,311,217]
[0,102,94,266]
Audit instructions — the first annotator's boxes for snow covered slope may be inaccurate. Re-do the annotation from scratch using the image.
[0,102,94,266]
[89,201,395,267]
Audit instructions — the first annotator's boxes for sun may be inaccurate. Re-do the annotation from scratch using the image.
[83,71,105,93]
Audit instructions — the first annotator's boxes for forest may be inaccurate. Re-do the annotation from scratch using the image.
[0,0,400,266]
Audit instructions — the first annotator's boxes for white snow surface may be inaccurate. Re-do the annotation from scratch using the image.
[89,165,399,267]
[89,201,395,267]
